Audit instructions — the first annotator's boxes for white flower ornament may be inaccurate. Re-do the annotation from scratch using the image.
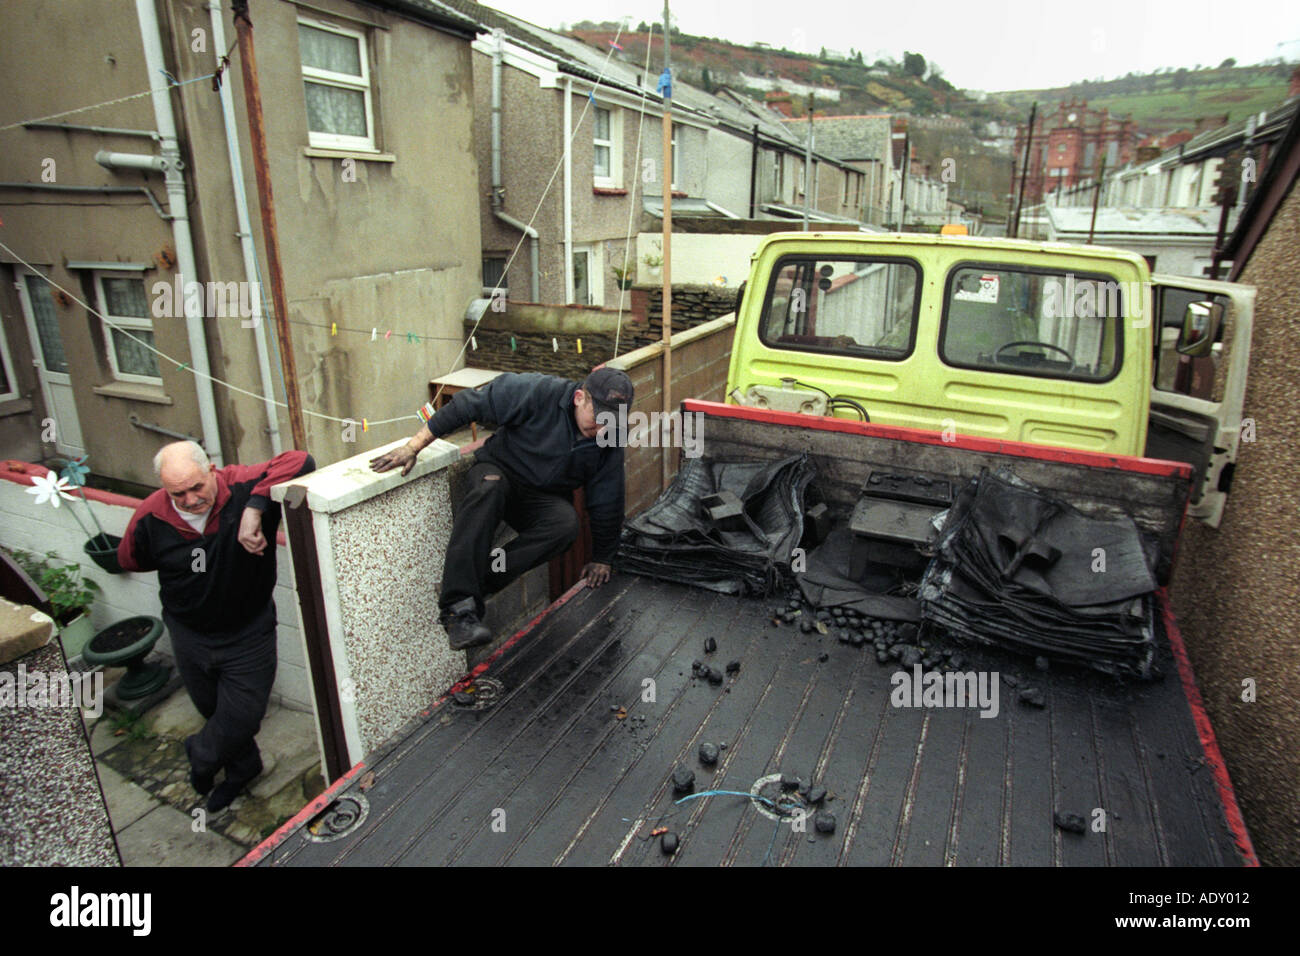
[26,471,77,509]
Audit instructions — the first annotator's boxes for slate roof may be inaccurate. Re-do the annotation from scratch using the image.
[780,115,893,163]
[1047,206,1223,236]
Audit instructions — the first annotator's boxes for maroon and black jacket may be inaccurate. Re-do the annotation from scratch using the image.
[118,451,315,633]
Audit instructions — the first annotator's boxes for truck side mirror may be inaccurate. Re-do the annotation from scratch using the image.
[1176,300,1222,358]
[735,280,746,316]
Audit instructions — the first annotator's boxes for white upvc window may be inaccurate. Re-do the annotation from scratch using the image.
[593,105,622,187]
[299,18,376,151]
[95,272,161,385]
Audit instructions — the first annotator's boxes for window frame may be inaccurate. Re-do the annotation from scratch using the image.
[757,254,923,362]
[937,260,1126,385]
[593,104,622,188]
[298,17,377,152]
[94,271,162,386]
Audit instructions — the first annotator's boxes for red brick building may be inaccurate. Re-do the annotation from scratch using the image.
[1012,99,1138,204]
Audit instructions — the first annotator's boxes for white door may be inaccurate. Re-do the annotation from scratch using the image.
[1146,274,1254,528]
[15,269,85,458]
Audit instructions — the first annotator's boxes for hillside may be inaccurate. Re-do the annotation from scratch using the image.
[570,28,984,122]
[993,63,1295,130]
[569,24,1294,136]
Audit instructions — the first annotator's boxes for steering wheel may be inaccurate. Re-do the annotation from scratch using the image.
[994,340,1075,366]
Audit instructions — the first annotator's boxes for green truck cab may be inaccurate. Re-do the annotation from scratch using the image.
[726,232,1254,526]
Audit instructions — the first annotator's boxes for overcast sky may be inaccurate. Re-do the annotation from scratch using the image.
[483,0,1300,91]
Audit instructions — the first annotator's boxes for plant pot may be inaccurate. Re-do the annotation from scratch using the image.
[83,615,166,699]
[57,613,96,660]
[617,279,634,291]
[84,534,123,574]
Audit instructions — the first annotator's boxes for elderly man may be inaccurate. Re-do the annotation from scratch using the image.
[118,441,314,813]
[370,368,632,651]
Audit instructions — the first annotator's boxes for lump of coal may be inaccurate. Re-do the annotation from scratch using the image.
[698,742,719,765]
[1019,687,1046,708]
[818,652,829,663]
[808,786,827,805]
[704,637,717,654]
[453,691,476,706]
[671,767,695,794]
[814,810,837,834]
[725,659,741,675]
[780,774,802,792]
[706,667,724,686]
[1035,656,1050,672]
[898,645,923,667]
[1053,812,1087,835]
[660,832,679,854]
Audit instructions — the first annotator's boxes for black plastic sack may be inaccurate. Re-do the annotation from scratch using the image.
[618,453,816,595]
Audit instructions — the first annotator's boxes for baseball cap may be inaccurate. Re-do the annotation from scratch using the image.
[583,367,634,417]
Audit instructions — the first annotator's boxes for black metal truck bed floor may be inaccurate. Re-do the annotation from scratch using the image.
[249,575,1249,867]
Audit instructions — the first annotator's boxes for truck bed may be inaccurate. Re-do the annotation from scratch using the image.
[244,573,1252,867]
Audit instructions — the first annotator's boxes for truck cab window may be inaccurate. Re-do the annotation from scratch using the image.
[940,264,1122,382]
[760,257,919,359]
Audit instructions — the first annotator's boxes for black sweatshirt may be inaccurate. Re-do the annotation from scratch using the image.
[118,451,315,633]
[424,373,625,563]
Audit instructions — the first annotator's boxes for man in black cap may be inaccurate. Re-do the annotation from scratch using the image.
[370,368,633,650]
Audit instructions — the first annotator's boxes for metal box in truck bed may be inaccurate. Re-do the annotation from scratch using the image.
[242,403,1255,867]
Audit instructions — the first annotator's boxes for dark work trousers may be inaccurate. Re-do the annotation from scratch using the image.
[440,459,580,615]
[163,600,277,784]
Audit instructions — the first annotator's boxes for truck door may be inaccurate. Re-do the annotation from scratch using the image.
[1146,275,1255,528]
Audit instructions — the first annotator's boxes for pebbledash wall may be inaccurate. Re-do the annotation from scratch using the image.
[0,463,311,713]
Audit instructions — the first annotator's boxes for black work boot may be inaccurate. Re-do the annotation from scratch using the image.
[185,735,214,796]
[206,755,263,814]
[440,597,492,650]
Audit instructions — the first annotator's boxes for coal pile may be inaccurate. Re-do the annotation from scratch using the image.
[617,453,816,595]
[919,470,1158,678]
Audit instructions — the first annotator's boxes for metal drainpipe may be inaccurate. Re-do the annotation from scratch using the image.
[490,30,539,302]
[563,76,573,305]
[209,0,281,454]
[131,0,224,465]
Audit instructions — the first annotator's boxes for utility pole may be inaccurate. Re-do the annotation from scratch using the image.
[1012,102,1037,239]
[231,1,307,450]
[660,0,673,491]
[899,129,910,230]
[1086,154,1107,244]
[802,93,814,230]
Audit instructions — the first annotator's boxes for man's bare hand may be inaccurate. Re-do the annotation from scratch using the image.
[582,562,612,588]
[238,506,267,555]
[370,445,417,477]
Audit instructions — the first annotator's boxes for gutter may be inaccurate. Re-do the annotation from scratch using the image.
[0,182,169,221]
[94,0,223,464]
[209,0,282,454]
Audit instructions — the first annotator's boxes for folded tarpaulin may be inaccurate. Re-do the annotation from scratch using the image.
[796,525,923,622]
[618,453,816,595]
[920,469,1158,678]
